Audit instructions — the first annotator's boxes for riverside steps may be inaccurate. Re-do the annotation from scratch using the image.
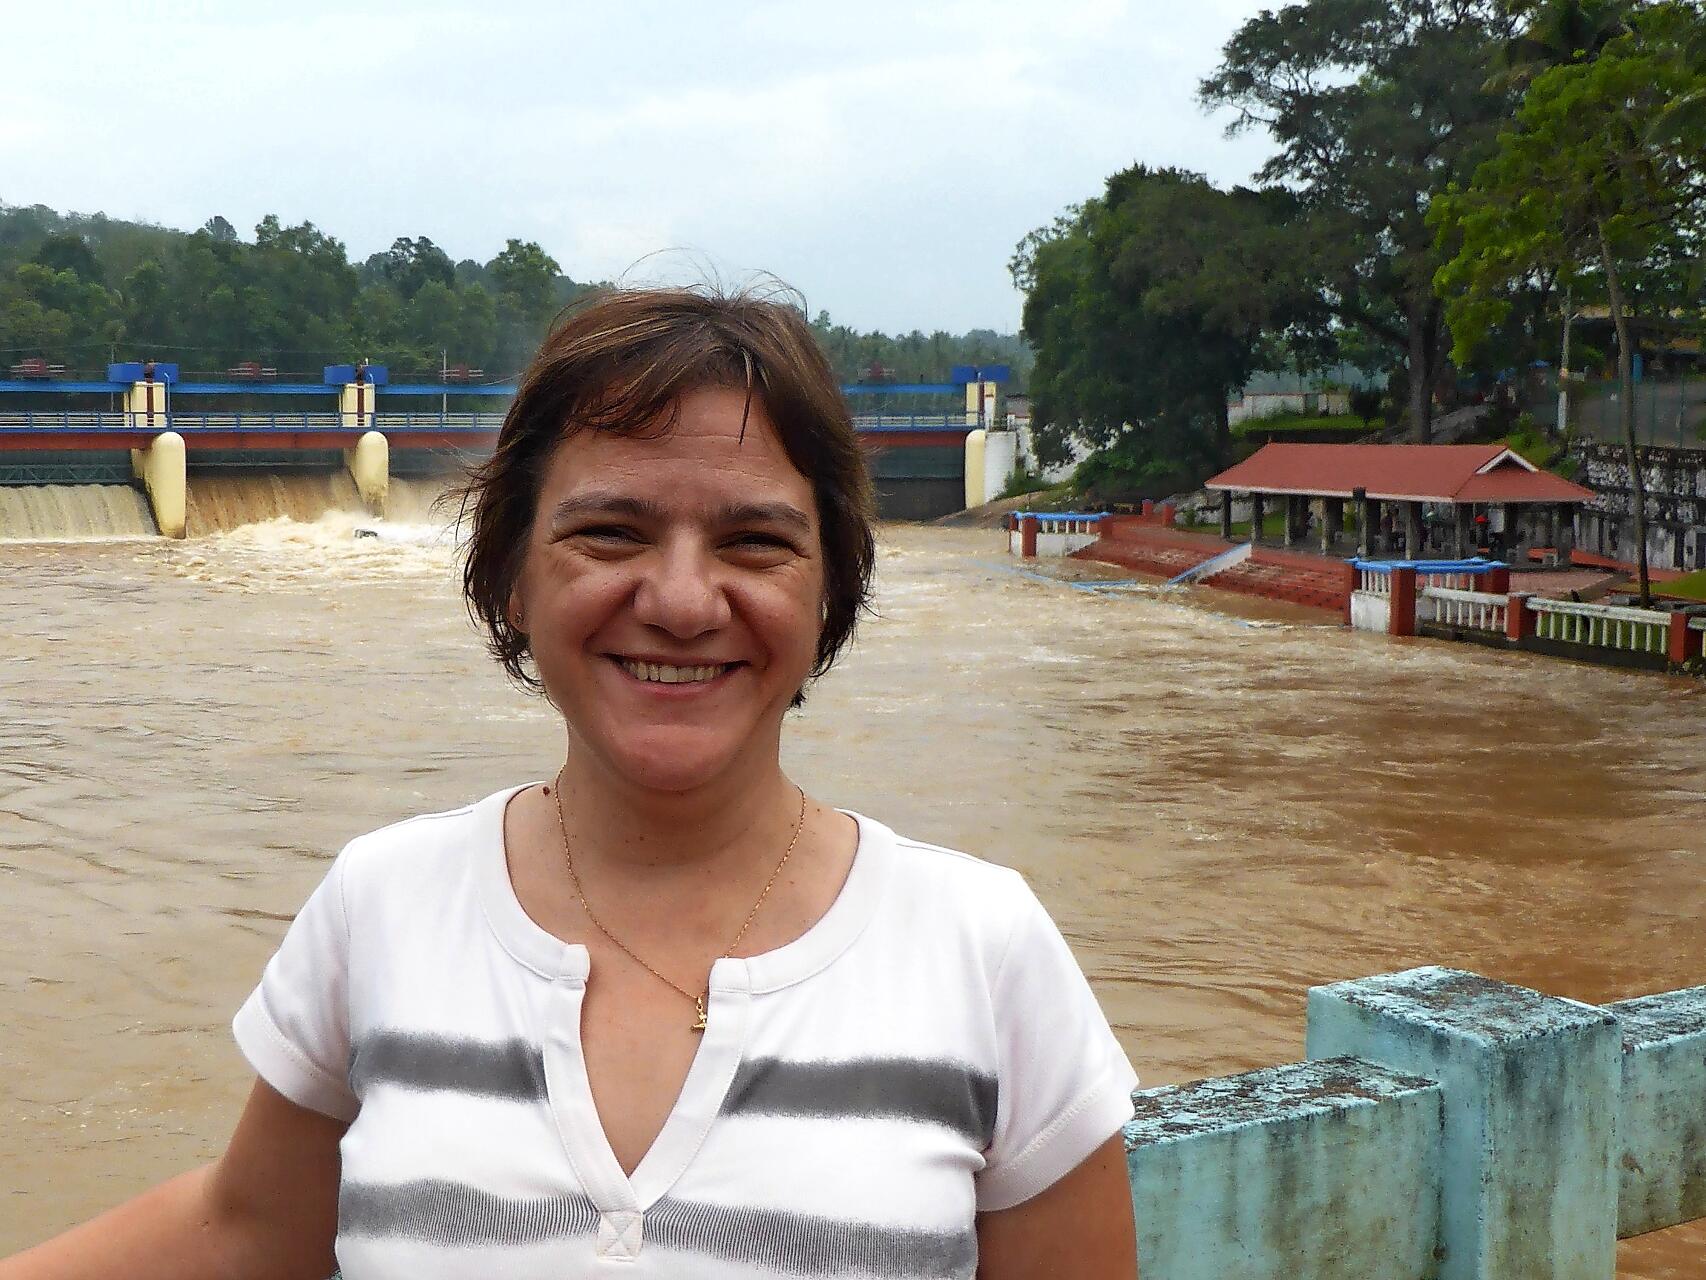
[1126,968,1706,1279]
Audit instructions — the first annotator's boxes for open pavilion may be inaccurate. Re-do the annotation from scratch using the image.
[1204,443,1596,561]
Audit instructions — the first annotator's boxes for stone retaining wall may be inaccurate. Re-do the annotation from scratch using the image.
[1573,442,1706,572]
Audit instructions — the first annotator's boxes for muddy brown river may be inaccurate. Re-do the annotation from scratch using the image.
[2,498,1702,1273]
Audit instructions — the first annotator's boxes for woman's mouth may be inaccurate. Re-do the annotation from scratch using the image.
[613,658,738,685]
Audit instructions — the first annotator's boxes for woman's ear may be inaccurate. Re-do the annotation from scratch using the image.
[507,586,526,633]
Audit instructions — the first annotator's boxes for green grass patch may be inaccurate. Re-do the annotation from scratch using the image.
[1225,512,1291,539]
[1660,568,1706,601]
[1502,424,1563,469]
[1232,413,1373,439]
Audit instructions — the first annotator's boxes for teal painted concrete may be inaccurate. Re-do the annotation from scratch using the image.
[1306,968,1621,1280]
[1125,1056,1442,1279]
[1605,985,1706,1235]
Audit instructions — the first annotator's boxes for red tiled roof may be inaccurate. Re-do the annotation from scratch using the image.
[1205,443,1594,504]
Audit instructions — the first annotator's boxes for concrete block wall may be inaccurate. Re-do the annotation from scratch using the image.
[1126,968,1706,1279]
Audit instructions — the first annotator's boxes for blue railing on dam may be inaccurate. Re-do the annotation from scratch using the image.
[0,411,965,436]
[1127,966,1705,1279]
[0,411,511,433]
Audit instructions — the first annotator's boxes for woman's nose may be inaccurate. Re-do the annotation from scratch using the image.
[631,540,733,638]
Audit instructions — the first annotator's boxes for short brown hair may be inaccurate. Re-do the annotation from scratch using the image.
[459,286,877,697]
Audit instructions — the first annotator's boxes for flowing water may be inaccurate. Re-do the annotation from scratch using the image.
[1,495,1702,1274]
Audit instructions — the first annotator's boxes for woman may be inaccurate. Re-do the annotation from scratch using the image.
[4,289,1139,1278]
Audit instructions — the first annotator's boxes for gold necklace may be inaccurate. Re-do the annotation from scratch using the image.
[548,770,807,1032]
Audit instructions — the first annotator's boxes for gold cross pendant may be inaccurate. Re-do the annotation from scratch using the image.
[692,997,708,1033]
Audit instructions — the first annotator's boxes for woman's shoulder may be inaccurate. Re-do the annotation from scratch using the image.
[851,811,1044,930]
[332,783,523,886]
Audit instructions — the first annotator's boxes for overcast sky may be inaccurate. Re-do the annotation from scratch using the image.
[3,1,1278,335]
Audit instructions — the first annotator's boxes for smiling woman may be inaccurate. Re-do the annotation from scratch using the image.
[0,288,1140,1280]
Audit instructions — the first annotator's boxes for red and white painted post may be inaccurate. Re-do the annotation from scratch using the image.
[1020,515,1039,559]
[1668,611,1693,664]
[1389,566,1418,637]
[1507,593,1534,643]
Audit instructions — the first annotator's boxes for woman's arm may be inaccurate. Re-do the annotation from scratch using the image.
[1,1079,345,1280]
[976,1134,1138,1280]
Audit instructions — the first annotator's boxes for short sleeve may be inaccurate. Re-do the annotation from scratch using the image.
[231,849,360,1122]
[975,880,1138,1211]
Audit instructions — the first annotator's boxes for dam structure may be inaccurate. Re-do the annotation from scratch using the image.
[0,363,1015,538]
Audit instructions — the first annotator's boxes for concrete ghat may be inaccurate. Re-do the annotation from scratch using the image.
[1126,1056,1442,1279]
[1128,968,1704,1279]
[1307,967,1620,1280]
[1606,986,1706,1235]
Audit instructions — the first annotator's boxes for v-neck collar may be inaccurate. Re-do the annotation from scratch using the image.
[473,782,895,989]
[469,783,896,1210]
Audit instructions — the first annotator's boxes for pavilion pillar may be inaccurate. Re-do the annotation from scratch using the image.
[1404,502,1424,559]
[1219,490,1233,541]
[1556,503,1576,565]
[1354,489,1373,558]
[1500,503,1520,560]
[1454,505,1474,558]
[1249,493,1265,546]
[1284,495,1302,547]
[1322,498,1343,554]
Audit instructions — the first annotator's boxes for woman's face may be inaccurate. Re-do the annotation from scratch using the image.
[513,384,826,794]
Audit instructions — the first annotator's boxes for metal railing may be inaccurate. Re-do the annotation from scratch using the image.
[166,412,345,431]
[0,411,511,432]
[1420,585,1508,632]
[0,411,143,429]
[852,415,974,431]
[1528,597,1672,653]
[371,412,507,430]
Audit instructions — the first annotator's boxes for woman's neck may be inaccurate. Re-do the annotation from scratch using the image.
[552,742,802,880]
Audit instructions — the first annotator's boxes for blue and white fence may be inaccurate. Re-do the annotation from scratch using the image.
[1007,511,1108,557]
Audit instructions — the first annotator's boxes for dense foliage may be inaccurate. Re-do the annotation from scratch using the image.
[1430,0,1706,599]
[1015,0,1705,496]
[0,204,1031,392]
[1012,167,1327,490]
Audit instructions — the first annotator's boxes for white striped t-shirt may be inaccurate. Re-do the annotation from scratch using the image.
[234,785,1138,1278]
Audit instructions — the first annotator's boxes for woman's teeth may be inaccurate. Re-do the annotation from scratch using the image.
[618,659,728,684]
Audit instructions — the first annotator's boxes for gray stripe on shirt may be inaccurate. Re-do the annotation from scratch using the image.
[723,1056,999,1146]
[339,1180,976,1277]
[348,1030,546,1101]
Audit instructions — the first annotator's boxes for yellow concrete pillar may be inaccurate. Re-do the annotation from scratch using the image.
[130,431,186,538]
[345,430,389,516]
[964,429,988,510]
[338,381,375,429]
[964,380,998,428]
[123,379,167,429]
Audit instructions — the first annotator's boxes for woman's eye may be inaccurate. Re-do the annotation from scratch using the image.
[729,533,792,552]
[563,525,640,546]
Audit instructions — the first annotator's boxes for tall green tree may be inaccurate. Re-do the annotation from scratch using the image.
[1201,0,1519,440]
[1012,167,1324,490]
[1432,0,1706,603]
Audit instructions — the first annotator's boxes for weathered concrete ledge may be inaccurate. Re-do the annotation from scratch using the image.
[1127,1056,1442,1279]
[1126,967,1705,1280]
[1605,985,1706,1235]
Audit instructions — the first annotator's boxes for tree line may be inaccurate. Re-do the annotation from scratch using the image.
[0,203,1031,394]
[1014,0,1705,510]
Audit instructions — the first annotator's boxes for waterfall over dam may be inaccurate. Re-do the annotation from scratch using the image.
[0,472,460,541]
